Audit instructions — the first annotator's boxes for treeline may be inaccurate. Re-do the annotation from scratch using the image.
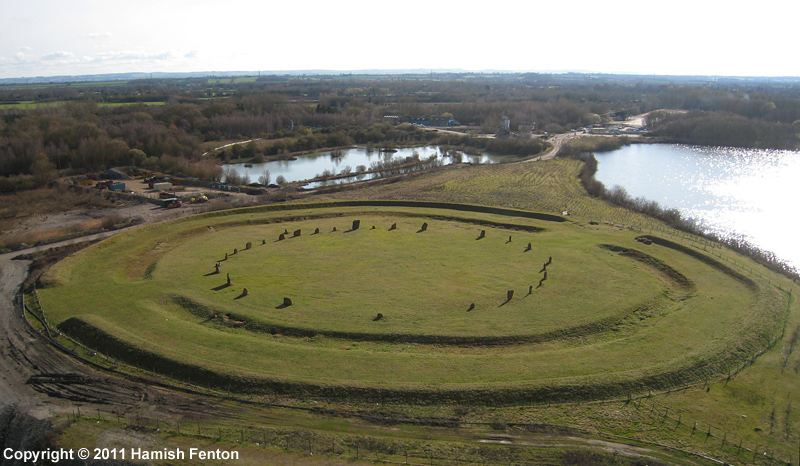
[216,123,443,161]
[3,73,800,192]
[646,110,799,149]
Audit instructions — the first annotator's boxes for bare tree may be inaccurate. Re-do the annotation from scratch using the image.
[258,169,271,186]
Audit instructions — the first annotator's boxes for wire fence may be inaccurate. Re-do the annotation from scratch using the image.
[61,402,800,466]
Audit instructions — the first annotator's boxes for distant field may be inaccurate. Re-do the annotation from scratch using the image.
[208,77,258,84]
[96,101,165,107]
[0,100,164,109]
[38,201,786,404]
[0,101,63,109]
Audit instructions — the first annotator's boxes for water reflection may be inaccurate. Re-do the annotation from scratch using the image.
[222,145,499,187]
[594,143,800,271]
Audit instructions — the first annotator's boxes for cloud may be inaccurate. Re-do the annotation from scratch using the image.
[42,51,76,61]
[92,50,176,62]
[0,46,185,78]
[184,50,199,59]
[88,32,113,39]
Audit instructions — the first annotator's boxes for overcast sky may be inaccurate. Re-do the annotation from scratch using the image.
[0,0,797,79]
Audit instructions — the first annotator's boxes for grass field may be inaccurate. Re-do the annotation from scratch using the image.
[38,201,787,405]
[33,155,800,464]
[208,77,258,84]
[0,100,165,109]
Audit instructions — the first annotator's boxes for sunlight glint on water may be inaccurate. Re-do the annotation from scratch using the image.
[594,144,800,272]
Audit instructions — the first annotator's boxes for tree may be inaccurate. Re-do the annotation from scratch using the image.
[582,113,601,125]
[258,169,271,186]
[32,153,57,186]
[129,149,147,167]
[275,174,286,185]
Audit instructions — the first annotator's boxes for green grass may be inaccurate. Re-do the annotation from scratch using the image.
[35,155,800,463]
[208,77,258,84]
[0,101,64,109]
[0,100,164,109]
[38,201,786,404]
[96,101,166,107]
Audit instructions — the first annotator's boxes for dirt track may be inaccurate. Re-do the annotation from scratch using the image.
[0,242,143,446]
[0,202,231,456]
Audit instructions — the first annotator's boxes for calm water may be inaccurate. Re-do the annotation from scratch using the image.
[223,145,499,187]
[595,144,800,271]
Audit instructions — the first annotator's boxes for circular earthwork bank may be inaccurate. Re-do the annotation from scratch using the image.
[38,201,786,404]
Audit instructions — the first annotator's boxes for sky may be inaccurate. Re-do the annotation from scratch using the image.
[1,0,797,79]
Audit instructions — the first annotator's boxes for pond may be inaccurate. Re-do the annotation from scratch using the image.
[594,143,800,271]
[222,145,501,187]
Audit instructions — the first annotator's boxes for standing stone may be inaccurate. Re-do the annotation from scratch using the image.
[508,235,512,243]
[528,285,533,294]
[506,290,514,302]
[421,222,428,232]
[332,226,337,232]
[374,313,384,321]
[284,229,289,235]
[467,303,475,311]
[224,252,228,260]
[283,297,293,307]
[525,242,532,251]
[547,256,552,265]
[352,220,361,230]
[215,263,220,274]
[278,233,285,241]
[233,248,238,255]
[242,288,248,296]
[478,230,485,239]
[543,271,548,281]
[262,239,266,245]
[389,223,397,231]
[314,228,320,234]
[246,242,252,250]
[293,229,301,237]
[226,273,231,286]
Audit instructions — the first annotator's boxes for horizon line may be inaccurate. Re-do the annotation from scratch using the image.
[2,69,799,84]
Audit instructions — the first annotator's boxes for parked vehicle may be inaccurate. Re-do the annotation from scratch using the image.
[160,198,182,208]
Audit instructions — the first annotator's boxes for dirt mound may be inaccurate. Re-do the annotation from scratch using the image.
[0,404,53,465]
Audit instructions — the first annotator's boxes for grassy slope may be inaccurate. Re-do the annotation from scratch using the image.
[317,159,800,463]
[39,157,800,464]
[39,200,784,404]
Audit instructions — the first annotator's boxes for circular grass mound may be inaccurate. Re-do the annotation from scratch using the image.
[38,201,787,404]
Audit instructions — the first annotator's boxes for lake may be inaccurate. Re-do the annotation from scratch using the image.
[594,143,800,272]
[222,145,500,188]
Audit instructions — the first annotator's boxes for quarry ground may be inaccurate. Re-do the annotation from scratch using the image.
[0,193,255,457]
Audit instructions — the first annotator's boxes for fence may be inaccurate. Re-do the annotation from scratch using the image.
[60,401,800,466]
